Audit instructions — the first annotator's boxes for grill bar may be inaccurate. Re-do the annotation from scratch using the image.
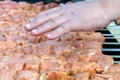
[98,24,120,64]
[102,48,120,52]
[105,37,120,39]
[112,55,120,58]
[103,42,120,45]
[114,61,120,64]
[103,34,120,37]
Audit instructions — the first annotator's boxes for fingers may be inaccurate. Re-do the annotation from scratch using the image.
[47,22,71,39]
[31,14,68,35]
[25,7,62,30]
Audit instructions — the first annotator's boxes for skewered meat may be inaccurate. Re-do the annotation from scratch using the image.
[0,0,119,80]
[92,72,120,80]
[15,70,40,80]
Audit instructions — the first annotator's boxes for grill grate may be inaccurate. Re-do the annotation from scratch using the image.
[96,22,120,64]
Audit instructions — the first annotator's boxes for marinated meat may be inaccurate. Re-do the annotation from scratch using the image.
[40,58,66,73]
[45,71,67,80]
[0,70,16,80]
[44,3,58,10]
[103,64,120,73]
[60,61,96,77]
[0,0,118,80]
[90,54,114,72]
[92,64,120,80]
[74,72,89,80]
[60,32,105,42]
[92,72,120,80]
[15,70,40,80]
[23,55,41,72]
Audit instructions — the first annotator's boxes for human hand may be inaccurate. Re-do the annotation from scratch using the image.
[25,1,111,39]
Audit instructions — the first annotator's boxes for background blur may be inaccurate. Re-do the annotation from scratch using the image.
[12,0,85,4]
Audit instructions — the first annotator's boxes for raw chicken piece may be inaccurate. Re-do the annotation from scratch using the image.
[103,64,120,73]
[33,41,75,56]
[75,72,89,80]
[45,71,67,80]
[40,59,66,73]
[0,54,24,71]
[0,40,16,50]
[92,72,120,80]
[90,54,114,72]
[33,1,44,13]
[60,61,96,77]
[0,1,114,80]
[23,54,41,72]
[67,76,76,80]
[60,32,105,42]
[44,3,58,10]
[0,70,16,80]
[15,70,40,80]
[18,1,32,10]
[0,1,17,9]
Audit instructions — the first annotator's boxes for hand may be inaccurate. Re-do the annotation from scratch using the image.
[25,1,111,39]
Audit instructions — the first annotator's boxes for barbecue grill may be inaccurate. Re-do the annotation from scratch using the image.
[96,22,120,64]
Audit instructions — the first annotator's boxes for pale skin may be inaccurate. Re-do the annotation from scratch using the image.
[25,0,120,39]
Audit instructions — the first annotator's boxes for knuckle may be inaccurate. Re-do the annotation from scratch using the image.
[50,18,56,23]
[50,18,58,24]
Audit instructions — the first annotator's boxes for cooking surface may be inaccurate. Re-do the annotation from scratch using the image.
[107,22,120,42]
[97,22,120,64]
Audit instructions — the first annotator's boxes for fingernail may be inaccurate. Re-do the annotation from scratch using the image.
[32,29,37,33]
[25,23,31,29]
[47,34,52,38]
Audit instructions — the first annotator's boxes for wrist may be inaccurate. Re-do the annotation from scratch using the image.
[98,0,120,20]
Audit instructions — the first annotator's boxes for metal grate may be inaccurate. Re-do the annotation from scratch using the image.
[96,22,120,64]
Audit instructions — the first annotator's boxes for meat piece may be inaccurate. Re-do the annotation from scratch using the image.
[23,59,40,72]
[76,32,105,42]
[92,72,120,80]
[0,0,114,80]
[33,1,44,13]
[63,49,103,63]
[33,41,75,56]
[15,70,39,80]
[103,64,120,73]
[0,1,17,9]
[67,76,76,80]
[0,54,24,71]
[18,1,32,10]
[0,70,16,80]
[44,3,58,10]
[23,55,41,72]
[60,32,105,42]
[0,40,16,50]
[63,51,96,62]
[40,59,65,73]
[90,54,114,72]
[75,72,89,80]
[45,71,67,80]
[71,41,102,54]
[60,61,96,77]
[63,52,82,62]
[93,64,120,80]
[32,40,102,57]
